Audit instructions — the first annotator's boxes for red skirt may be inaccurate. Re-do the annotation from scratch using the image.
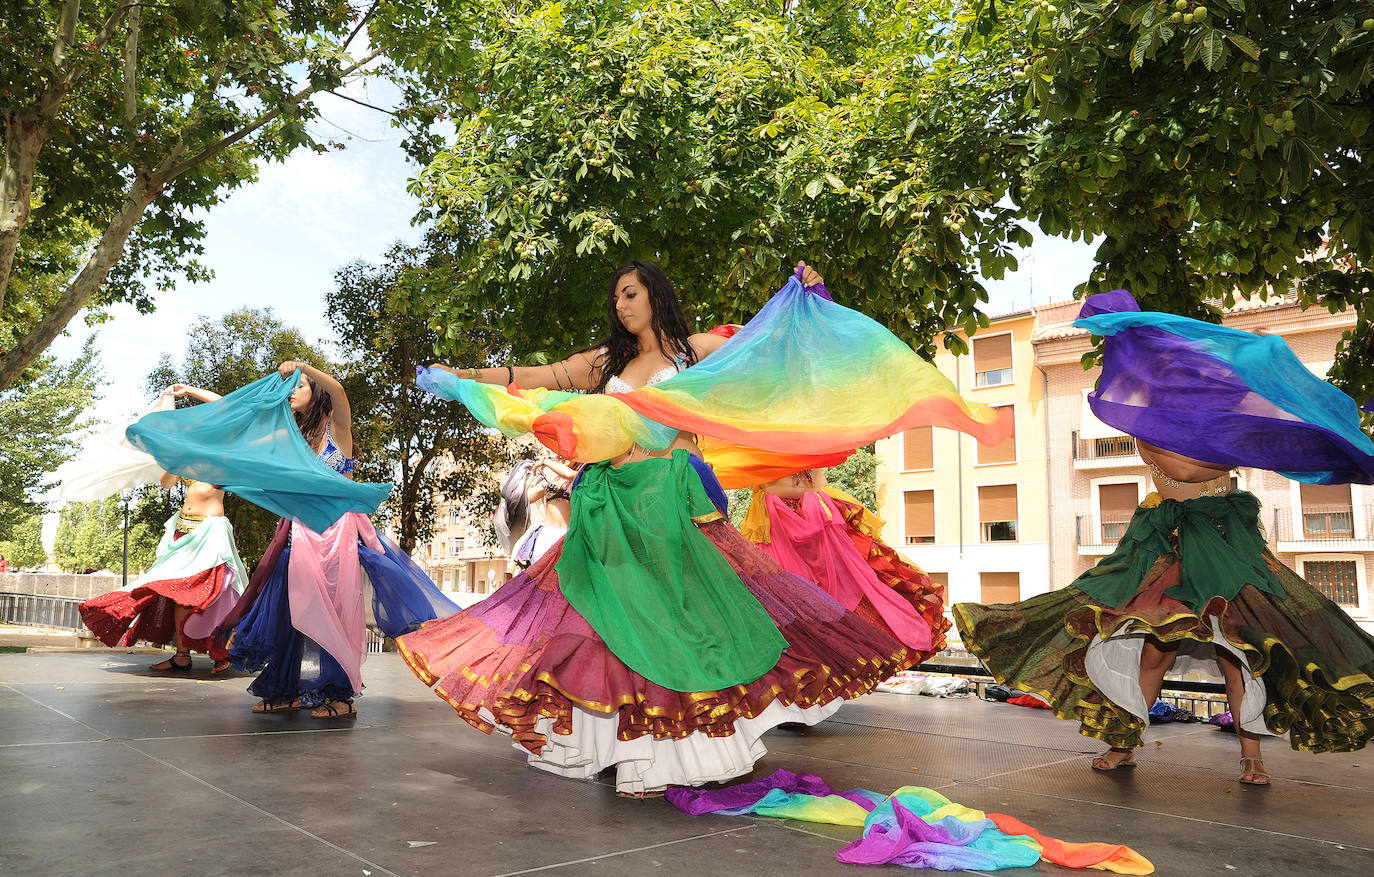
[79,532,230,660]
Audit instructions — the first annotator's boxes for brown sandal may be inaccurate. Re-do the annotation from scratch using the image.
[252,699,302,713]
[1239,756,1271,786]
[311,699,357,719]
[615,789,665,799]
[210,660,232,675]
[1091,748,1137,771]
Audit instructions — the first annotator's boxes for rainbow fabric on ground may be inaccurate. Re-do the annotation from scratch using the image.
[416,275,1011,487]
[666,769,1153,873]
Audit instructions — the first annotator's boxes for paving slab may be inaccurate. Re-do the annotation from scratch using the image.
[2,651,1371,877]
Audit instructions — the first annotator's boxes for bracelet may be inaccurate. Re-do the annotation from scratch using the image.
[506,365,515,385]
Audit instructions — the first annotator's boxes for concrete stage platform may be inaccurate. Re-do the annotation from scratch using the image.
[1,651,1370,876]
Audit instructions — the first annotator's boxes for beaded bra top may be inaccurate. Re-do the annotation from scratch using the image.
[318,424,355,475]
[603,353,687,394]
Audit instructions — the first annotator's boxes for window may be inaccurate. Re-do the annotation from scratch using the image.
[973,333,1013,388]
[980,572,1020,604]
[978,484,1018,542]
[1300,483,1353,538]
[1304,560,1358,607]
[977,405,1016,465]
[448,537,461,557]
[1097,482,1140,542]
[903,490,935,544]
[448,508,461,525]
[903,427,933,471]
[455,537,466,552]
[926,572,949,605]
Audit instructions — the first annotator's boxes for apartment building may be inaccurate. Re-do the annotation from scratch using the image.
[874,309,1051,616]
[1034,293,1373,632]
[404,452,518,609]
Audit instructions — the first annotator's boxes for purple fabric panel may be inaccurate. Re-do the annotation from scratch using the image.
[1077,289,1140,318]
[1091,325,1371,479]
[836,800,988,869]
[1364,399,1374,414]
[665,768,832,814]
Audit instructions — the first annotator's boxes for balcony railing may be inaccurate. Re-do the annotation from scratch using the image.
[1072,431,1139,462]
[1075,512,1137,546]
[1271,506,1373,543]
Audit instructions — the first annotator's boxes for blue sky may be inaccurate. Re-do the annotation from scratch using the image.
[47,80,1099,432]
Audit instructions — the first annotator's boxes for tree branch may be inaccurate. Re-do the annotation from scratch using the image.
[165,47,385,179]
[344,1,383,52]
[123,5,142,121]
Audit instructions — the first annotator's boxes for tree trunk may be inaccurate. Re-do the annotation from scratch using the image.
[0,170,164,388]
[0,109,51,314]
[396,444,438,556]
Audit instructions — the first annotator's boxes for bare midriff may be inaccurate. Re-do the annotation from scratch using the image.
[1138,440,1233,502]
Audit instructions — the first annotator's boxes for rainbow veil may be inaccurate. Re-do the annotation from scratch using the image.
[1077,290,1374,485]
[417,273,1012,487]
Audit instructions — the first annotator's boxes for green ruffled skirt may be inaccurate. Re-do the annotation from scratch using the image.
[954,491,1374,752]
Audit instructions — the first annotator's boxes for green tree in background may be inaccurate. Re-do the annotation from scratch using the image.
[328,231,522,555]
[1,1,387,390]
[378,0,1372,412]
[0,339,100,540]
[991,0,1373,398]
[380,0,1026,360]
[144,308,329,563]
[0,513,48,570]
[52,493,157,574]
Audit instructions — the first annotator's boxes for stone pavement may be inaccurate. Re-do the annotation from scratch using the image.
[1,650,1371,876]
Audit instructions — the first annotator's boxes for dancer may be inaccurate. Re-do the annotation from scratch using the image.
[224,361,460,719]
[500,458,577,569]
[79,385,248,673]
[401,261,1010,796]
[741,468,949,665]
[517,458,576,567]
[955,290,1374,786]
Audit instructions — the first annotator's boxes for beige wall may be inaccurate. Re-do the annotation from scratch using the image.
[876,310,1051,618]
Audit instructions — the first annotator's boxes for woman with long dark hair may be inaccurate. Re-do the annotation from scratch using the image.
[225,362,458,719]
[400,260,921,797]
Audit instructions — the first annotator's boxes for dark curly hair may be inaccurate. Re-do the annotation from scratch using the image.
[293,374,334,451]
[590,261,696,393]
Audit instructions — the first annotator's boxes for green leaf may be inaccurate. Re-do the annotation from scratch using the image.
[1200,30,1226,72]
[1225,32,1261,60]
[804,177,824,199]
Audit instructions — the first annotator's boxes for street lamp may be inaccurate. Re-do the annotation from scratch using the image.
[119,488,133,588]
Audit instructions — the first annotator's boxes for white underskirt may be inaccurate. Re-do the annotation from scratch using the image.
[1084,616,1282,739]
[484,700,840,794]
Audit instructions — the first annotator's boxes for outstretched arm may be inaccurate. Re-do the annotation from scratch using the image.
[428,348,605,391]
[164,384,222,404]
[278,361,353,455]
